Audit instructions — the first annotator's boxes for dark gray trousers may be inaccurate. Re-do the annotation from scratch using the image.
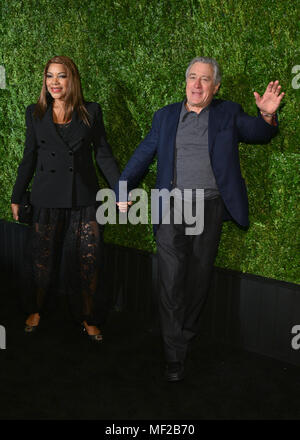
[156,196,224,362]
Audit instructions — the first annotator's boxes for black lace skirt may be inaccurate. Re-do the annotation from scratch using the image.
[22,204,107,326]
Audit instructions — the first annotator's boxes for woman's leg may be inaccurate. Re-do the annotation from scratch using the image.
[65,208,104,336]
[24,210,65,326]
[80,220,102,335]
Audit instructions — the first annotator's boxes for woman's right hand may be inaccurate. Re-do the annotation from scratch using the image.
[11,203,20,221]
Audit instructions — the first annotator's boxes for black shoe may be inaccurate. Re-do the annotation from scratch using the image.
[165,362,185,382]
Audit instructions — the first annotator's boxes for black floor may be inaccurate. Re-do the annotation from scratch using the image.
[0,277,299,421]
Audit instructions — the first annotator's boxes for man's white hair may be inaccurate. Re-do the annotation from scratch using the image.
[185,57,221,85]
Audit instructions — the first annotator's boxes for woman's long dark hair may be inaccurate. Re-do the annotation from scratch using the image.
[34,55,90,126]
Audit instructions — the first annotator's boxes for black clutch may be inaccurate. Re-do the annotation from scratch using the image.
[18,191,33,224]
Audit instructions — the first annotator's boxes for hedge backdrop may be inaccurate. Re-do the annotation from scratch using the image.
[0,0,299,284]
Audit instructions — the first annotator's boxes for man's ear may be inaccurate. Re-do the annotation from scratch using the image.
[214,83,221,95]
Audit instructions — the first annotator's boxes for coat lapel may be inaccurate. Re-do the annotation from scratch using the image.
[43,103,67,149]
[42,102,87,150]
[165,99,223,171]
[165,101,182,158]
[208,99,222,157]
[166,99,223,160]
[66,106,88,150]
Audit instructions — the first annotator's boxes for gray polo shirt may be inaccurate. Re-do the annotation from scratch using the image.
[175,102,219,199]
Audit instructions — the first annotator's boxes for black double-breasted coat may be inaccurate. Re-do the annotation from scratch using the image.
[11,101,120,208]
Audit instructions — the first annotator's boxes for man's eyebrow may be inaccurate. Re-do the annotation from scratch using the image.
[188,73,211,78]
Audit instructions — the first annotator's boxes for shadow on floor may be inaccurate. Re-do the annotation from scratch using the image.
[0,276,299,420]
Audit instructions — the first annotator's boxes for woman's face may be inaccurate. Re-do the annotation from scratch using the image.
[46,63,69,101]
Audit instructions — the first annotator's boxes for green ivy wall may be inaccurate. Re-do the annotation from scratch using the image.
[0,0,299,283]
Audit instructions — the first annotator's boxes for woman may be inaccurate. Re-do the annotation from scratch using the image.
[11,55,120,342]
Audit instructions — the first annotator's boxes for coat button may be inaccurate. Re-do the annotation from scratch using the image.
[41,140,45,144]
[69,167,73,172]
[51,152,55,156]
[50,169,56,173]
[69,150,73,156]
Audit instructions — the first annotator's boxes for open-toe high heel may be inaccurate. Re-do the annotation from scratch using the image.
[24,323,39,333]
[24,314,40,334]
[81,324,103,343]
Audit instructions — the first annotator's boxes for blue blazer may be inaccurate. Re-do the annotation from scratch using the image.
[116,99,278,233]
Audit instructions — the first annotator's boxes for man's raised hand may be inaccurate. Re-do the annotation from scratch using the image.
[253,80,284,115]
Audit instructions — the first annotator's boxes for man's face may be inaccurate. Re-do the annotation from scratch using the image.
[186,62,220,111]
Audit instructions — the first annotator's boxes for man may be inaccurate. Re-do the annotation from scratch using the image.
[116,57,284,381]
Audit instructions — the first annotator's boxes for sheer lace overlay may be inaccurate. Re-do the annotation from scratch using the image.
[23,205,105,326]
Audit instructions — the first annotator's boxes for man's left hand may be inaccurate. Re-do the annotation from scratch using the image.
[254,80,285,114]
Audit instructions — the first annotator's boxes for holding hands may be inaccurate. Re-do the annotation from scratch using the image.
[116,201,132,212]
[117,191,133,212]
